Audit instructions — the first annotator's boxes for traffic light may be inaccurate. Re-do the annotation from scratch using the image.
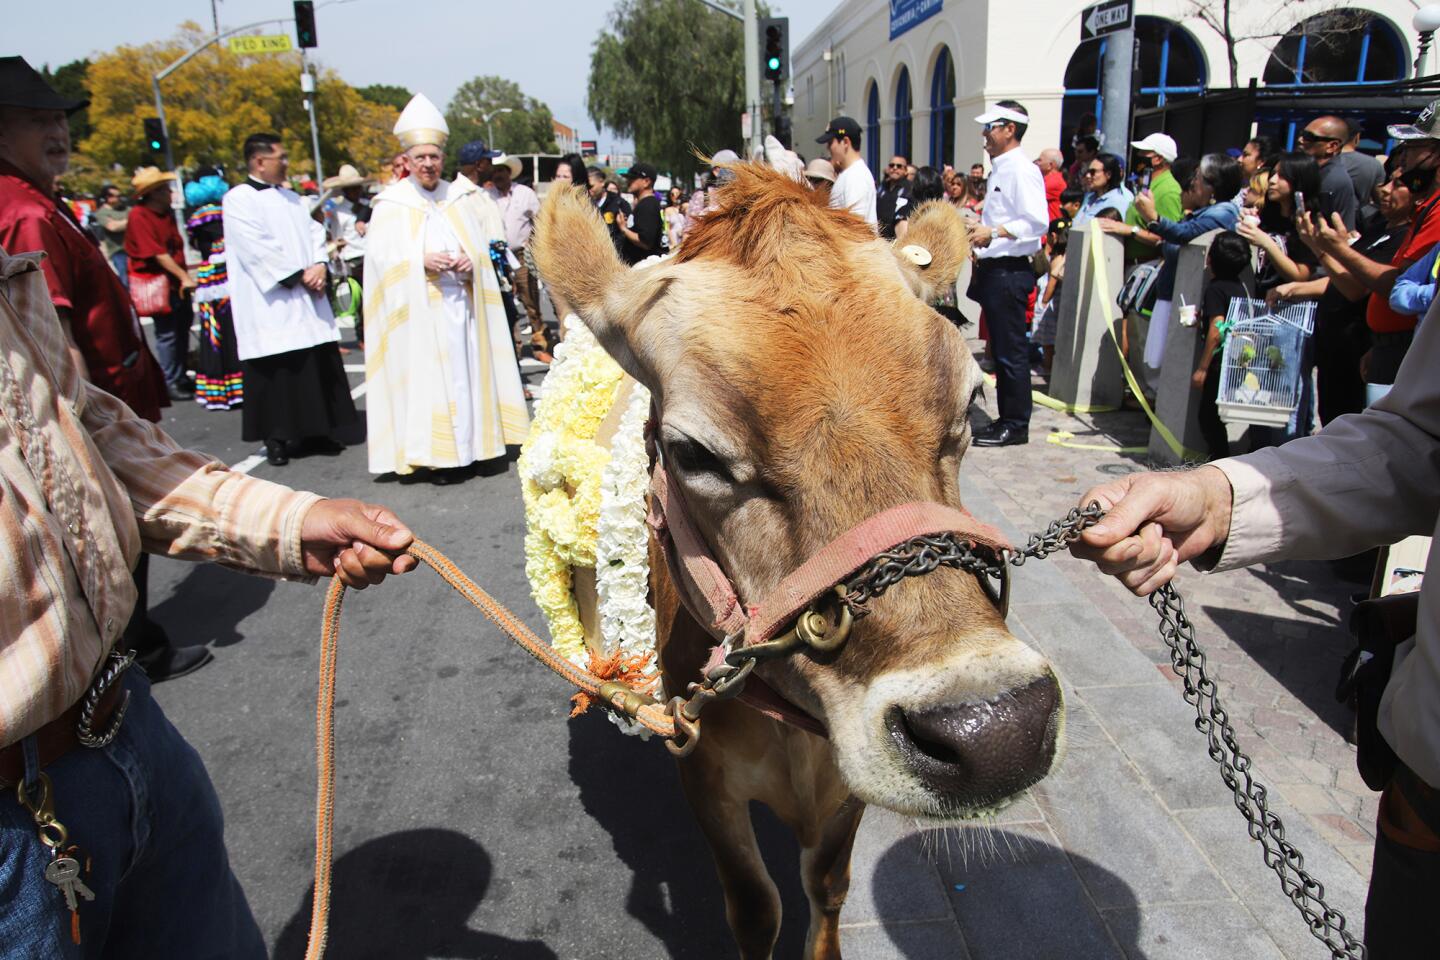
[143,117,166,156]
[294,0,318,48]
[760,17,788,83]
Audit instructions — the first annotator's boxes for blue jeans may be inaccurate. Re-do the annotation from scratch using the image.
[109,252,128,290]
[0,671,264,959]
[151,291,193,386]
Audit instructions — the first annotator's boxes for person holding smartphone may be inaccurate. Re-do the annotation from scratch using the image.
[1236,152,1322,295]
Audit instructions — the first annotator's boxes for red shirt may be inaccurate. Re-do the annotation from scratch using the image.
[124,202,184,290]
[1368,193,1440,333]
[0,161,167,421]
[1044,169,1066,222]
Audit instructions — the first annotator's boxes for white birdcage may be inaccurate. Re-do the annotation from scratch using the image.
[1216,298,1316,427]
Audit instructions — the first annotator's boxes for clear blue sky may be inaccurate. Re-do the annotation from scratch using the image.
[13,0,838,158]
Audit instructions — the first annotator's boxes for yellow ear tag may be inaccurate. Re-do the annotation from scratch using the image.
[900,244,932,267]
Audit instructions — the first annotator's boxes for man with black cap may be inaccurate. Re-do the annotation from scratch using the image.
[618,162,665,265]
[0,57,212,681]
[457,139,501,187]
[817,116,877,226]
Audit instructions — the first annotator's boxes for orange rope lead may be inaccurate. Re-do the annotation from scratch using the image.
[303,540,675,960]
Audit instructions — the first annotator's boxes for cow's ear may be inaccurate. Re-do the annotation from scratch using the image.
[531,185,672,386]
[890,200,972,303]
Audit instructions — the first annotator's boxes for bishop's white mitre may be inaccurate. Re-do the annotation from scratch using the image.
[394,93,449,148]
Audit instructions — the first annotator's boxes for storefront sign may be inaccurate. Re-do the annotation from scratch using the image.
[890,0,943,40]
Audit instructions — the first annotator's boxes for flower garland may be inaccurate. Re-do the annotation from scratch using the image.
[594,378,661,709]
[519,311,665,735]
[517,320,625,661]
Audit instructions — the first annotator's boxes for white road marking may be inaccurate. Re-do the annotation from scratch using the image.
[344,364,366,373]
[231,451,268,475]
[350,381,368,400]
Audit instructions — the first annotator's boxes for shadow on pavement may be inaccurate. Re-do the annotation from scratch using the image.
[567,712,810,957]
[147,561,274,648]
[884,826,1141,959]
[1202,600,1356,739]
[271,828,557,960]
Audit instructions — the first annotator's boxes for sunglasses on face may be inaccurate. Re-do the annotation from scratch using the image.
[1083,168,1103,176]
[1298,131,1340,144]
[887,163,906,169]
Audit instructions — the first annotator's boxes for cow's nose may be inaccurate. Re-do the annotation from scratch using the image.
[886,673,1062,806]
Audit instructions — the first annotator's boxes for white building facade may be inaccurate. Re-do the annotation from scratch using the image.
[793,0,1425,171]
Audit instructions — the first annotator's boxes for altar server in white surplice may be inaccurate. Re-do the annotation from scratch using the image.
[363,94,529,483]
[223,132,358,467]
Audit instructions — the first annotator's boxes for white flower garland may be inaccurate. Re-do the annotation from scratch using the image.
[520,316,663,735]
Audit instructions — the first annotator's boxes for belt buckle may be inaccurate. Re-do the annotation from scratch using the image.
[75,650,135,749]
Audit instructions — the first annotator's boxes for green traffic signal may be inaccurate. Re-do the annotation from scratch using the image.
[768,57,780,70]
[149,140,162,150]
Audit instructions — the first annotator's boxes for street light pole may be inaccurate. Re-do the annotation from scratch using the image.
[301,52,324,185]
[686,0,759,158]
[483,108,514,149]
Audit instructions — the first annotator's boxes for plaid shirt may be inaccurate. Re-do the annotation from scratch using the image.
[0,245,321,746]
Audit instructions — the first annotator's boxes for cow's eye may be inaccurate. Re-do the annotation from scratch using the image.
[667,435,731,481]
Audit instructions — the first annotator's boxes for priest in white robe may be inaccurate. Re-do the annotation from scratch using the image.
[363,94,529,483]
[223,132,358,466]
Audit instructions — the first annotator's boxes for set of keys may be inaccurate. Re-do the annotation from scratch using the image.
[16,772,96,944]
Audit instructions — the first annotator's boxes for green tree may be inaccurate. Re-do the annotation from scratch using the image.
[587,0,758,181]
[78,23,397,187]
[41,59,93,143]
[444,75,559,167]
[357,83,413,111]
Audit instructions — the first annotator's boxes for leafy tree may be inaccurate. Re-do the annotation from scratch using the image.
[41,59,93,144]
[357,83,413,111]
[79,22,397,186]
[444,75,559,167]
[588,0,759,181]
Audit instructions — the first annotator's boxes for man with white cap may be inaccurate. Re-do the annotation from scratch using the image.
[967,100,1049,447]
[1124,132,1182,255]
[223,133,359,467]
[363,94,529,484]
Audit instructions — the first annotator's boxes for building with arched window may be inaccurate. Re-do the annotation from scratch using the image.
[793,1,1418,174]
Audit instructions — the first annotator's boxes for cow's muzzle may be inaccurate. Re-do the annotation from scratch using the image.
[884,671,1062,809]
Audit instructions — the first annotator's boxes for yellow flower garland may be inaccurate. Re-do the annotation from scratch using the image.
[517,322,626,660]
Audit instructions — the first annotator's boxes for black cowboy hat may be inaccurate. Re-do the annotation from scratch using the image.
[0,56,89,113]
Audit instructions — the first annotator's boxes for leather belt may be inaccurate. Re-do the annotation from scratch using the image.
[0,676,127,787]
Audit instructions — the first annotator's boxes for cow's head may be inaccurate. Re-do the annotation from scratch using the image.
[534,166,1062,819]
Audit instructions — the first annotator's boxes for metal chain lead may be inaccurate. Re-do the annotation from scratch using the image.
[834,501,1364,960]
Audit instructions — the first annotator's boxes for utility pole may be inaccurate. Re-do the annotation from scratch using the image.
[300,52,324,185]
[743,0,760,156]
[1100,27,1134,167]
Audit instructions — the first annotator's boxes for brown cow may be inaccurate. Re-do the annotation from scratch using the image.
[534,165,1064,960]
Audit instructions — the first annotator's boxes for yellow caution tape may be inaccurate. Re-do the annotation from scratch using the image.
[1045,430,1149,454]
[1086,225,1206,462]
[981,373,1119,414]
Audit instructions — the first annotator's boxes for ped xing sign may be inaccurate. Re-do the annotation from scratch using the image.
[1080,0,1133,40]
[228,34,293,55]
[890,0,943,40]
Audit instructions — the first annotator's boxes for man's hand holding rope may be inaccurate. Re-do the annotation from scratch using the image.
[1071,467,1235,596]
[300,499,418,589]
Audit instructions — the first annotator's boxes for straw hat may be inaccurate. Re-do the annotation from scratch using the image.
[492,153,524,177]
[803,157,836,183]
[322,164,373,190]
[131,166,177,199]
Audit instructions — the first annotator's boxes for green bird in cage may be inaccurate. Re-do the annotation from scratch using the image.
[1264,345,1285,370]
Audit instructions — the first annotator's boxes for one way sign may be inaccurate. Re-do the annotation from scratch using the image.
[1080,0,1133,39]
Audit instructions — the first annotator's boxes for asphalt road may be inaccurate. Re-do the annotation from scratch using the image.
[145,329,809,959]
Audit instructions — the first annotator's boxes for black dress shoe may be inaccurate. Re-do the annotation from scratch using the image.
[167,380,195,401]
[135,644,214,683]
[430,466,472,485]
[303,437,346,456]
[265,440,289,466]
[972,423,1029,447]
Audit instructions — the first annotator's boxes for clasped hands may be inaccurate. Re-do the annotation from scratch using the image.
[423,251,475,276]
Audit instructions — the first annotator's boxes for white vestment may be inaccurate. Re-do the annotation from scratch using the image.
[363,175,529,474]
[221,181,340,361]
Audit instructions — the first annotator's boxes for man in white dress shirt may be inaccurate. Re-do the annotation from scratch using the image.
[817,116,877,227]
[967,101,1050,447]
[223,133,358,466]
